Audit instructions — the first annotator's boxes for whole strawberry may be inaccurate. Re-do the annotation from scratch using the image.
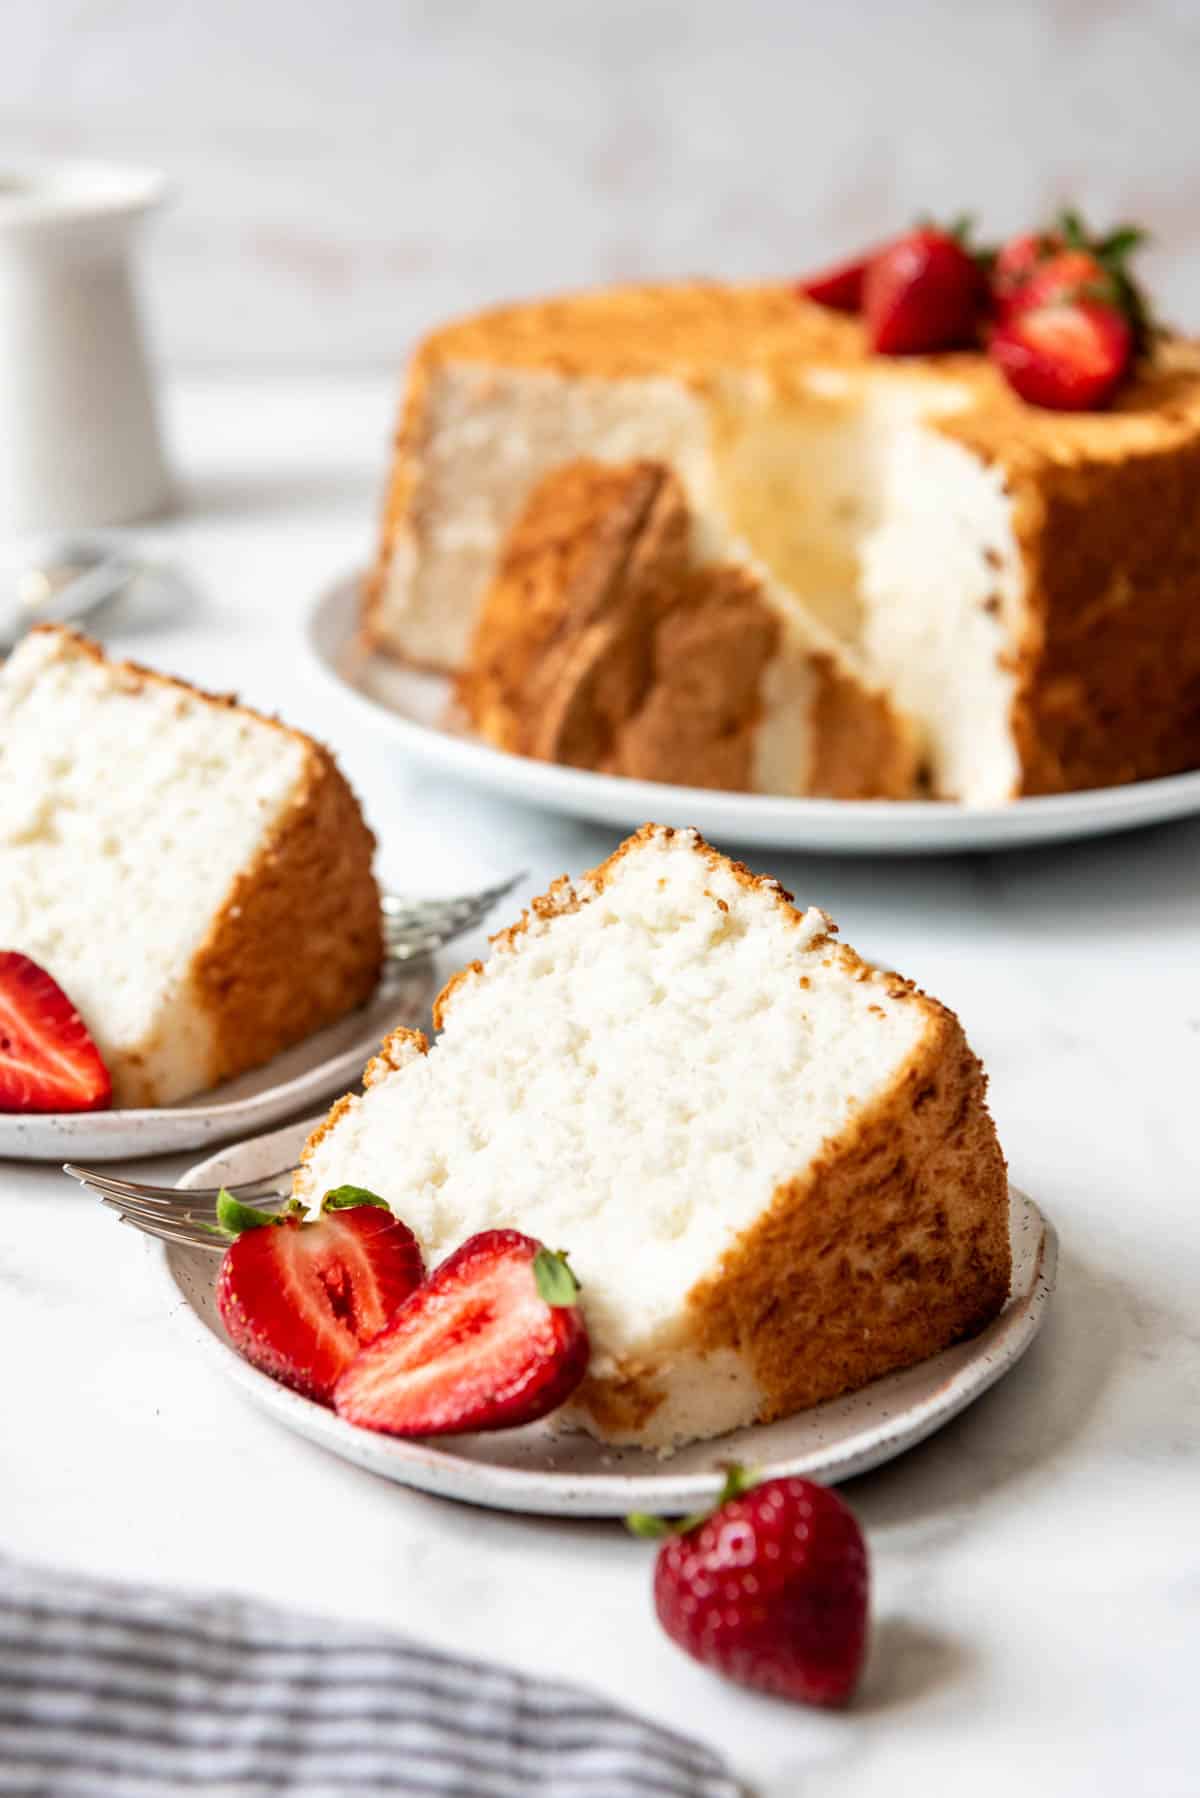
[630,1469,869,1707]
[863,223,985,354]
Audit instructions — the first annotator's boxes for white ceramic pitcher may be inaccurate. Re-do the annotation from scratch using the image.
[0,161,173,535]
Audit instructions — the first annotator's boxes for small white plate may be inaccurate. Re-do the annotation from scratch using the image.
[2,962,434,1163]
[161,1117,1057,1517]
[307,571,1200,856]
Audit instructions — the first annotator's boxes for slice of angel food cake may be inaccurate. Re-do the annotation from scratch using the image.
[295,826,1010,1452]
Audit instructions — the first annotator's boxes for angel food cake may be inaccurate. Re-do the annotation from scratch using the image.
[367,277,1200,804]
[0,627,382,1107]
[296,826,1010,1452]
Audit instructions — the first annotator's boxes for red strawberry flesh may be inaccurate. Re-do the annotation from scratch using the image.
[0,951,111,1112]
[652,1475,869,1707]
[989,301,1131,410]
[796,250,871,313]
[333,1228,589,1436]
[216,1205,424,1403]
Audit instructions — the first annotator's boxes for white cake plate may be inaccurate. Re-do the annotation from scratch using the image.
[158,1116,1057,1518]
[306,570,1200,856]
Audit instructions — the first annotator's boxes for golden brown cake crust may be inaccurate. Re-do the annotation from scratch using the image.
[191,738,383,1092]
[685,958,1009,1416]
[31,628,383,1105]
[1004,398,1200,792]
[375,277,1200,450]
[807,652,920,801]
[460,458,915,797]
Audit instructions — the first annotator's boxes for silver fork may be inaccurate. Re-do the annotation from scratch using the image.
[63,1161,298,1254]
[381,871,523,963]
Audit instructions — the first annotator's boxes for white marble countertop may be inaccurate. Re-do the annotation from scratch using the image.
[2,374,1198,1797]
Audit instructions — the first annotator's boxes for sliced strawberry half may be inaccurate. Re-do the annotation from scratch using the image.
[989,300,1132,411]
[333,1229,590,1436]
[796,249,873,313]
[215,1190,425,1404]
[0,951,111,1113]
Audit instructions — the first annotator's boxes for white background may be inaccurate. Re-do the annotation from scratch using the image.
[5,0,1200,369]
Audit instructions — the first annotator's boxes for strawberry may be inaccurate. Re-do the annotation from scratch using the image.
[333,1229,589,1436]
[863,224,985,354]
[796,249,872,313]
[629,1468,869,1708]
[1005,246,1112,316]
[215,1189,424,1403]
[991,210,1150,342]
[989,299,1132,411]
[990,229,1065,318]
[0,951,111,1112]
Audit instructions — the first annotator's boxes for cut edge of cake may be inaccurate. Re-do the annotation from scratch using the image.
[457,457,918,799]
[294,824,1011,1453]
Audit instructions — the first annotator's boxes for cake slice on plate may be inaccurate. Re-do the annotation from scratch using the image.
[295,825,1010,1452]
[0,626,382,1107]
[459,459,916,798]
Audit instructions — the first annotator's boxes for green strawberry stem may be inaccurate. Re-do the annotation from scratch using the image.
[913,210,996,274]
[322,1185,391,1211]
[215,1189,284,1235]
[208,1186,391,1240]
[533,1248,581,1307]
[1053,206,1155,351]
[625,1463,761,1540]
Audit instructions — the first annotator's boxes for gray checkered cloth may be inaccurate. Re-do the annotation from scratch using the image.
[0,1558,742,1797]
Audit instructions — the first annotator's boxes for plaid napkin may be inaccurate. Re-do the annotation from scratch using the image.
[0,1557,742,1798]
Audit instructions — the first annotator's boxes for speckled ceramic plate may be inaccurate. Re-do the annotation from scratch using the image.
[159,1117,1057,1517]
[307,571,1200,856]
[2,962,435,1162]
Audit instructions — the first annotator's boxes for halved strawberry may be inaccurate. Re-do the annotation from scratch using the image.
[989,300,1132,411]
[0,951,111,1112]
[796,249,873,313]
[215,1190,425,1403]
[863,225,986,354]
[333,1229,589,1436]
